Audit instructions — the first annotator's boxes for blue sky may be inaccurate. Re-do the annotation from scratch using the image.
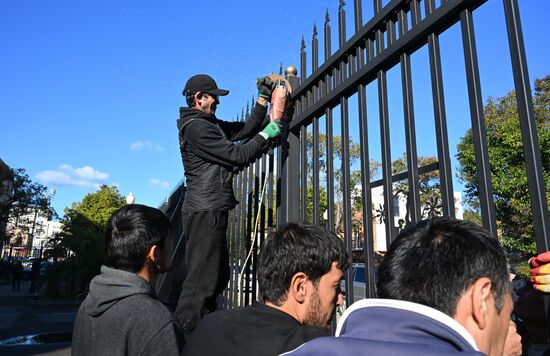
[1,0,548,218]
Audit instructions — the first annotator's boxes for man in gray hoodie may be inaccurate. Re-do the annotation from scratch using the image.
[72,204,184,356]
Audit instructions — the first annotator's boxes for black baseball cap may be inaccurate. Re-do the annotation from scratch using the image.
[182,74,229,97]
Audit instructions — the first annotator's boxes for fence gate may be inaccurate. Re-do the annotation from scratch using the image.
[158,0,549,317]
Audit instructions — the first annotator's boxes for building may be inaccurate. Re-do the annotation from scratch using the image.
[353,185,463,252]
[2,208,61,259]
[0,158,14,251]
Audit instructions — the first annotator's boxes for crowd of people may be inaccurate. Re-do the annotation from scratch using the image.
[70,74,550,355]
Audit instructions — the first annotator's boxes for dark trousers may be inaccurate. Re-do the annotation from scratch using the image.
[175,210,230,335]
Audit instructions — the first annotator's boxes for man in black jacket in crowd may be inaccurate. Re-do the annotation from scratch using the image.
[175,74,281,336]
[182,223,349,356]
[72,204,183,356]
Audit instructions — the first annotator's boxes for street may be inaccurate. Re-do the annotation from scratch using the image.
[0,280,78,356]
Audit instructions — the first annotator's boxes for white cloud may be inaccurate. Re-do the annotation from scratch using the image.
[148,178,170,189]
[36,164,109,189]
[130,140,165,152]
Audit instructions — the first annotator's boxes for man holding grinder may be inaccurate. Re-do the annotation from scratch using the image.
[175,74,281,336]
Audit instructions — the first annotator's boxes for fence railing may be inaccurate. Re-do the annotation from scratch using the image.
[157,0,549,313]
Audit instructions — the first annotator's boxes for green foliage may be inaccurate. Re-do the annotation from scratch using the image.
[306,132,380,232]
[0,168,56,244]
[456,75,550,257]
[306,186,328,225]
[43,185,126,297]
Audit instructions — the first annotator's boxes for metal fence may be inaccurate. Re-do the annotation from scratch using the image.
[158,0,549,312]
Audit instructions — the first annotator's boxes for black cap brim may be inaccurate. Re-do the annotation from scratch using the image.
[206,88,229,96]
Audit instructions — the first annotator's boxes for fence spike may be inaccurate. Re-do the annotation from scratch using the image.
[313,21,318,39]
[339,0,346,12]
[325,8,330,25]
[301,35,306,52]
[279,62,283,75]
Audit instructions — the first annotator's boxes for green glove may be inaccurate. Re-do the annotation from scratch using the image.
[262,121,281,139]
[257,76,276,101]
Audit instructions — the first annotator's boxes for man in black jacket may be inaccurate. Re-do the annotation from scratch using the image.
[175,74,281,336]
[72,204,183,356]
[182,223,349,356]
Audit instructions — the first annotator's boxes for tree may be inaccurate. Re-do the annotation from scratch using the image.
[43,185,126,296]
[306,132,380,232]
[0,168,56,246]
[456,75,550,256]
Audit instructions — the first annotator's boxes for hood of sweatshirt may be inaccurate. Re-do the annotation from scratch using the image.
[83,265,154,317]
[177,107,216,132]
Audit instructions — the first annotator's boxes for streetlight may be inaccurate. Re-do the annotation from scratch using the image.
[126,192,135,205]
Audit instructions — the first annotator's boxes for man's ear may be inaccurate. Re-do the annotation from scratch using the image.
[471,277,492,330]
[194,92,203,105]
[289,272,308,304]
[145,245,158,265]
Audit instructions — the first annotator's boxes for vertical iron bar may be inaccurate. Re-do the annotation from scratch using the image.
[301,125,309,223]
[326,109,335,231]
[425,0,435,16]
[504,0,550,251]
[245,165,253,306]
[325,9,332,62]
[354,13,376,298]
[398,10,421,224]
[313,24,319,104]
[301,36,307,82]
[268,151,274,235]
[260,155,267,248]
[460,9,497,235]
[373,0,382,16]
[252,160,260,301]
[239,166,247,306]
[428,33,455,217]
[411,0,421,26]
[278,75,302,226]
[324,10,335,231]
[357,82,376,298]
[313,117,320,225]
[376,26,396,246]
[312,23,320,225]
[354,0,363,33]
[338,0,354,307]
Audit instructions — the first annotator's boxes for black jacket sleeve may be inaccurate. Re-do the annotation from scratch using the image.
[217,103,269,141]
[184,119,268,167]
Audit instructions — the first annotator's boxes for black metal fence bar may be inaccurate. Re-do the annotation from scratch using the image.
[301,126,308,223]
[252,159,260,301]
[337,0,355,306]
[460,9,497,235]
[312,23,321,226]
[376,26,396,246]
[427,32,455,217]
[398,8,421,225]
[503,0,550,252]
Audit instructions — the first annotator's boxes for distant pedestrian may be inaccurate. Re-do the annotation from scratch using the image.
[12,261,23,291]
[29,258,41,293]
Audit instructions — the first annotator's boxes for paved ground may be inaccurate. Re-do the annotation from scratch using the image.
[0,279,78,356]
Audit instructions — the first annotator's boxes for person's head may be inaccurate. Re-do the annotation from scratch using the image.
[105,204,172,277]
[258,223,350,329]
[377,217,512,356]
[182,74,229,115]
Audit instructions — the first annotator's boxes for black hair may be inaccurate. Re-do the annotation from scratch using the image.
[104,204,170,272]
[186,94,196,107]
[258,223,350,305]
[377,217,510,316]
